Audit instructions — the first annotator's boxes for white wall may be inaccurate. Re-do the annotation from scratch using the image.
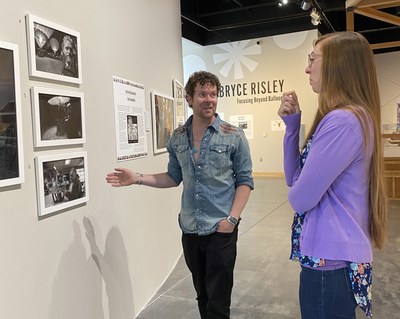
[183,31,320,174]
[0,1,183,318]
[375,51,400,157]
[183,33,400,173]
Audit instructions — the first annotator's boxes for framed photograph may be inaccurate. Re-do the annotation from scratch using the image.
[31,86,86,147]
[173,79,187,128]
[0,41,24,187]
[35,151,89,217]
[151,91,174,154]
[127,114,139,144]
[26,14,82,84]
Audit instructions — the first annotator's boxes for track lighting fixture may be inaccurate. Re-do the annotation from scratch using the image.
[278,0,288,7]
[310,7,321,26]
[300,0,311,11]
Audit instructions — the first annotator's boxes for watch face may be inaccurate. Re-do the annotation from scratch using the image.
[227,216,238,225]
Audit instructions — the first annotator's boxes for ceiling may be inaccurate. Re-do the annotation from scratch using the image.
[180,0,400,54]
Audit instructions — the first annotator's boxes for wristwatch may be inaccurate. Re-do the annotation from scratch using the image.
[226,215,238,226]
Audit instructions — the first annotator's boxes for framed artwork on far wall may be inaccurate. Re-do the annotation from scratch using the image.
[151,91,174,154]
[25,14,82,84]
[35,151,89,217]
[31,86,86,147]
[173,78,187,128]
[0,40,25,187]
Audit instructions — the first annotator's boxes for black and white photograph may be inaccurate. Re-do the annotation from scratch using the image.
[127,115,138,144]
[26,14,82,84]
[35,152,89,216]
[0,41,24,187]
[31,87,86,147]
[151,91,174,154]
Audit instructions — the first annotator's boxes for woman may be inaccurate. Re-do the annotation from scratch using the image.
[278,32,387,318]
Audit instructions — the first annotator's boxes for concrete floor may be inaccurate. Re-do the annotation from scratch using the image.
[136,177,400,319]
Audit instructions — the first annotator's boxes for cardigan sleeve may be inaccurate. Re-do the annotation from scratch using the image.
[282,113,301,187]
[287,110,364,212]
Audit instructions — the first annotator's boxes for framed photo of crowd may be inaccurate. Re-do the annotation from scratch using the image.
[25,14,82,84]
[35,151,89,217]
[31,86,86,147]
[0,40,24,187]
[151,91,174,154]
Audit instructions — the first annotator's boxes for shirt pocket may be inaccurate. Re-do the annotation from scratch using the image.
[209,144,231,169]
[174,144,190,168]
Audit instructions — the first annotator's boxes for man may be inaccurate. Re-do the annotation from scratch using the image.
[106,71,254,318]
[65,167,82,201]
[127,115,138,143]
[60,35,78,78]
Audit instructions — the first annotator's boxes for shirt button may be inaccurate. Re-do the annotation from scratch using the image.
[218,149,221,153]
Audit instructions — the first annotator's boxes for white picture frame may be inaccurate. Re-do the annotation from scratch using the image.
[35,151,89,217]
[31,86,86,147]
[151,91,174,154]
[173,78,187,128]
[26,14,82,84]
[0,40,25,187]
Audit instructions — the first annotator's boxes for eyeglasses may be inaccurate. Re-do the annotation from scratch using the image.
[308,53,321,66]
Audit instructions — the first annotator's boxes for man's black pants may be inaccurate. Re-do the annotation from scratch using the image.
[182,228,238,319]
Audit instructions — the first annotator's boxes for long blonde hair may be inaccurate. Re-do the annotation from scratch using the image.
[306,32,387,249]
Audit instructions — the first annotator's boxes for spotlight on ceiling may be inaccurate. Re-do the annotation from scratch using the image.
[310,7,321,25]
[278,0,288,7]
[300,0,311,11]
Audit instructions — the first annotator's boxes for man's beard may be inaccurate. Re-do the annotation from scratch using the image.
[64,54,74,70]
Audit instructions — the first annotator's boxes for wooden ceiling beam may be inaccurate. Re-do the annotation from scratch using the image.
[346,0,363,9]
[354,7,400,25]
[346,0,400,9]
[374,1,400,10]
[346,0,400,52]
[346,9,355,31]
[370,40,400,50]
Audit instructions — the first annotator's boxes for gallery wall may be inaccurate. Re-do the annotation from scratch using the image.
[0,1,183,318]
[375,51,400,157]
[1,2,399,319]
[183,31,320,174]
[183,33,400,173]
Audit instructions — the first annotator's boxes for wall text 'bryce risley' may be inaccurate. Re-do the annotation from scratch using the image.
[219,79,284,97]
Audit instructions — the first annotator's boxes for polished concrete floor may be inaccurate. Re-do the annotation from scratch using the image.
[137,177,400,319]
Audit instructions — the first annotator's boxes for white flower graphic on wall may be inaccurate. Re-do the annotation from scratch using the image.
[213,40,261,80]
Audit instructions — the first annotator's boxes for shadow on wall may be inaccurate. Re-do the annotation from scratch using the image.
[49,218,135,319]
[83,216,135,319]
[49,220,105,318]
[84,216,135,318]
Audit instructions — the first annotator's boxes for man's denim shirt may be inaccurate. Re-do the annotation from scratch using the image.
[166,114,254,236]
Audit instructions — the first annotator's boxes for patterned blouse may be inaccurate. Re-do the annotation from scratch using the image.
[290,136,373,317]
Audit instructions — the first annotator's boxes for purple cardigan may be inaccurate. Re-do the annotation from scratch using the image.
[283,110,373,262]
